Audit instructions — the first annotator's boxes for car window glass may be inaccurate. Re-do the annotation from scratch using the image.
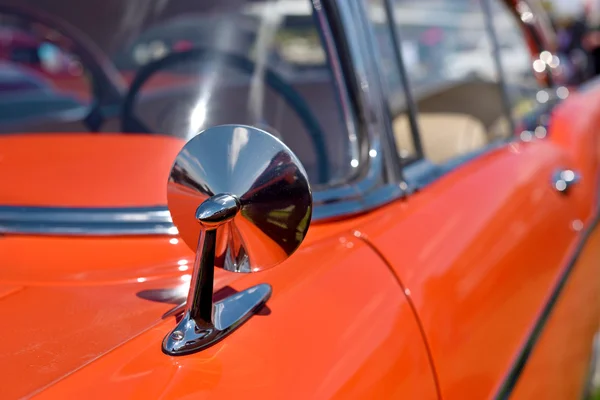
[488,0,551,136]
[0,13,92,125]
[367,0,512,165]
[0,0,357,188]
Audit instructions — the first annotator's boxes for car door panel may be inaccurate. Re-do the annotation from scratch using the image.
[509,220,600,399]
[500,85,600,399]
[354,0,600,396]
[356,140,580,399]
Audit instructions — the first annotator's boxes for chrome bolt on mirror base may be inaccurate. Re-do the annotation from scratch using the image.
[162,193,272,356]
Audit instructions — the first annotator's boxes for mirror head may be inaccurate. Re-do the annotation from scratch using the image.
[167,124,313,273]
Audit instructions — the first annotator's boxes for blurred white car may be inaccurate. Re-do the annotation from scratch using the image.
[444,34,532,80]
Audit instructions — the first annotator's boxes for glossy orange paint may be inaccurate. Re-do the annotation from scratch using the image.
[506,88,600,399]
[0,134,184,207]
[352,88,600,398]
[510,222,600,399]
[0,231,438,399]
[355,142,578,399]
[2,94,599,399]
[1,119,598,399]
[0,134,438,397]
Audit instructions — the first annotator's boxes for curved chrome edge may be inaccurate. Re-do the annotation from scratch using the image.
[0,206,177,236]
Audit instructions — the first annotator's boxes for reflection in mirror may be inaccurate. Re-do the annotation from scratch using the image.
[0,12,91,126]
[168,124,312,273]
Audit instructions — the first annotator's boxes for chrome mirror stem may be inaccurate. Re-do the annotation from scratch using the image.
[188,192,240,325]
[187,228,216,324]
[163,194,272,356]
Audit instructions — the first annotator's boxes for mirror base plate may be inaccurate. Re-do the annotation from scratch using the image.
[162,283,272,356]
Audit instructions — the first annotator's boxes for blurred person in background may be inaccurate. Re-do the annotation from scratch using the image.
[584,0,600,75]
[554,11,592,81]
[544,0,596,81]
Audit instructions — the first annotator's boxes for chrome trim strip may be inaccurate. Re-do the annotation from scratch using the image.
[311,0,406,220]
[381,0,423,157]
[0,206,177,236]
[481,0,517,136]
[312,0,361,176]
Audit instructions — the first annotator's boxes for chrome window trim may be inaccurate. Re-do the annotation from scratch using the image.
[311,0,361,179]
[355,0,515,194]
[0,206,177,236]
[481,0,517,136]
[379,0,423,157]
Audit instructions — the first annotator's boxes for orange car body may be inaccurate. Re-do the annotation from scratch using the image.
[1,88,600,399]
[1,0,600,399]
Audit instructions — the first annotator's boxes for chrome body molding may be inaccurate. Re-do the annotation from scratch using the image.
[0,206,176,236]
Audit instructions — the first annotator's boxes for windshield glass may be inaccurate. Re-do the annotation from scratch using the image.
[0,0,356,186]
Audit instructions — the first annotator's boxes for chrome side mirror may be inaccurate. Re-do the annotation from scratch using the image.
[163,125,312,356]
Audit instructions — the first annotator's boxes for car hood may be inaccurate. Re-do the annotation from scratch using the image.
[0,221,376,399]
[0,133,187,398]
[0,133,184,207]
[0,233,245,399]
